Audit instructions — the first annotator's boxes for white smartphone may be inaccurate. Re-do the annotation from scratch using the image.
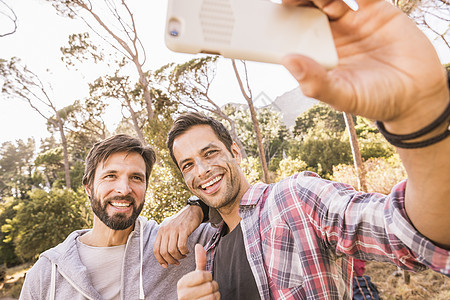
[165,0,338,69]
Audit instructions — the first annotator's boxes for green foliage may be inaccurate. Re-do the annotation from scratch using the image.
[34,147,64,188]
[224,106,291,170]
[289,135,352,178]
[276,157,308,181]
[60,32,104,67]
[293,103,348,139]
[0,198,21,267]
[289,104,395,178]
[332,154,406,194]
[5,188,91,261]
[240,157,263,184]
[354,117,395,160]
[143,161,190,224]
[0,139,36,200]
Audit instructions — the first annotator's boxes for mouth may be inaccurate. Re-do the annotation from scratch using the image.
[200,175,223,191]
[109,201,132,208]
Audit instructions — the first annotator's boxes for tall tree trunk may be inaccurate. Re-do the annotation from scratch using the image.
[134,58,154,121]
[57,119,71,189]
[231,59,269,183]
[343,113,367,192]
[123,89,145,142]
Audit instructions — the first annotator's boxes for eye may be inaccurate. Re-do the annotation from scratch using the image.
[104,174,116,179]
[132,175,144,182]
[205,150,218,157]
[181,162,193,172]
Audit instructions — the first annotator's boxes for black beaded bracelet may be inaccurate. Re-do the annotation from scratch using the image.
[376,101,450,149]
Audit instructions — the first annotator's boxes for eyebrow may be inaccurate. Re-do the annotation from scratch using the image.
[178,142,219,168]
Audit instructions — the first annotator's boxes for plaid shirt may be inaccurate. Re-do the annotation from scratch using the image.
[204,172,450,299]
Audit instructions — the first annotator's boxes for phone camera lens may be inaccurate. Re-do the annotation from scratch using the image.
[168,18,181,38]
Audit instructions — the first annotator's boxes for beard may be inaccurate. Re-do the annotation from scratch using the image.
[90,193,144,230]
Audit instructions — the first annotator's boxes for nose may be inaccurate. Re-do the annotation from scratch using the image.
[196,159,211,178]
[115,177,132,195]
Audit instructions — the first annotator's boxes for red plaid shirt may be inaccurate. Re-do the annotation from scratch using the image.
[204,172,450,299]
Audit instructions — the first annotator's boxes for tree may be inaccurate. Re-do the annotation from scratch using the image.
[88,66,146,141]
[0,58,72,189]
[231,59,269,182]
[291,103,352,177]
[343,112,368,192]
[276,157,308,181]
[393,0,449,49]
[224,105,291,176]
[0,197,21,266]
[293,103,348,139]
[0,139,36,200]
[49,0,155,121]
[0,0,17,37]
[4,188,91,261]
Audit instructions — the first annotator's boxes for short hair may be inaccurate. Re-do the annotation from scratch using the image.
[167,112,233,167]
[82,134,156,188]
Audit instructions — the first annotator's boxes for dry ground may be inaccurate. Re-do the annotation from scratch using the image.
[1,261,449,299]
[366,261,450,300]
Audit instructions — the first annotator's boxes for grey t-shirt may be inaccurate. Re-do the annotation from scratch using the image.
[77,237,126,300]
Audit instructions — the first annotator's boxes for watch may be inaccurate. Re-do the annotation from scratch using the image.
[187,196,209,223]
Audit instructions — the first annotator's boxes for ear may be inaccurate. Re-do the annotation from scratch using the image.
[231,142,242,165]
[84,184,92,199]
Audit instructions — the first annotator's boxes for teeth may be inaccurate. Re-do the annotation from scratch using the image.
[111,202,130,207]
[201,176,222,189]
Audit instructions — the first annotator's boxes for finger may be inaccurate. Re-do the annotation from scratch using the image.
[196,281,220,300]
[195,244,207,271]
[177,271,213,288]
[160,232,180,266]
[178,278,218,300]
[153,231,168,268]
[168,231,187,261]
[282,54,355,114]
[282,0,351,20]
[177,230,190,256]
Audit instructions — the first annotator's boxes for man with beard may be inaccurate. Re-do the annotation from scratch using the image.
[169,0,450,298]
[19,134,214,299]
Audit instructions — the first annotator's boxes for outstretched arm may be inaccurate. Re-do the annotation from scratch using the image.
[282,0,449,247]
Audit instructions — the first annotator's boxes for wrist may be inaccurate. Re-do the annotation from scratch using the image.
[187,196,209,223]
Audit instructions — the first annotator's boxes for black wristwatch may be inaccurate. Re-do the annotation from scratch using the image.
[187,196,209,223]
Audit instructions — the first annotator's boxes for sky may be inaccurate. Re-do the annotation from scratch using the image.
[0,0,449,146]
[0,0,299,145]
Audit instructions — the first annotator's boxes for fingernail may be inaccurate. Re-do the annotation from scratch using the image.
[162,263,168,269]
[342,0,359,11]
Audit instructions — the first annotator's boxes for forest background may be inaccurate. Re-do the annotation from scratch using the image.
[0,0,449,298]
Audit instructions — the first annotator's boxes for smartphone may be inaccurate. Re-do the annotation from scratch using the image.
[165,0,338,69]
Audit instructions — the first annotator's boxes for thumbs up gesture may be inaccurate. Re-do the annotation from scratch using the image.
[177,244,220,299]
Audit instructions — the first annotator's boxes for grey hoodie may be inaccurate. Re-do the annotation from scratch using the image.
[19,216,215,300]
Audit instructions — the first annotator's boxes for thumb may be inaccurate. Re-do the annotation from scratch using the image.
[194,243,207,271]
[282,54,336,105]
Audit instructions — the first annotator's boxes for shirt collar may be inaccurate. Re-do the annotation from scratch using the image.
[240,182,269,206]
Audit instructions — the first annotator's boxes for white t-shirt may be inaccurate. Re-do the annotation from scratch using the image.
[77,237,126,300]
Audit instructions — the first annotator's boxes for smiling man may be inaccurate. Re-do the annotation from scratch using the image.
[20,134,214,300]
[167,1,450,290]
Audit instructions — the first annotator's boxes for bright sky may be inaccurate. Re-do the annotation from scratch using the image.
[0,0,448,146]
[0,0,298,145]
